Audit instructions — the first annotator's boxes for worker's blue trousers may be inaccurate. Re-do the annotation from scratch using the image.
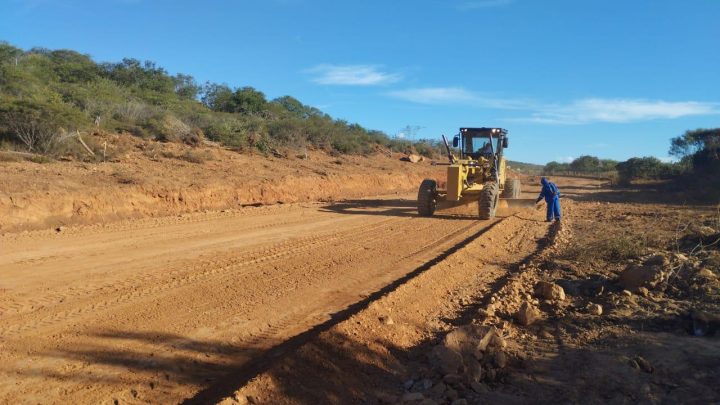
[546,197,561,221]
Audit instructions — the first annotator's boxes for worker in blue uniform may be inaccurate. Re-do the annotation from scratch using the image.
[536,177,561,222]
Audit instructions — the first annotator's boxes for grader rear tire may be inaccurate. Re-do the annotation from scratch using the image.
[479,181,499,219]
[502,178,522,198]
[417,179,437,217]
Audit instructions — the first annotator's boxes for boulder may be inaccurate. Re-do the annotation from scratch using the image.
[494,351,508,368]
[430,345,463,375]
[588,303,603,316]
[634,356,654,373]
[644,253,668,266]
[534,281,566,301]
[515,302,540,326]
[618,263,667,291]
[442,374,462,385]
[402,154,424,163]
[444,325,496,356]
[465,357,483,382]
[430,382,447,397]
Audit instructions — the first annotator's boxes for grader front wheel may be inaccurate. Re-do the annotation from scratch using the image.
[478,181,499,219]
[502,178,522,198]
[417,179,437,217]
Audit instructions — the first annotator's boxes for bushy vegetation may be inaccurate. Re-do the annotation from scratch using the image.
[669,128,720,177]
[0,42,434,158]
[507,160,544,175]
[615,157,680,183]
[543,155,618,177]
[543,128,720,185]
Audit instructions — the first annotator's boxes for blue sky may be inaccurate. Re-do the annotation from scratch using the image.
[2,0,719,164]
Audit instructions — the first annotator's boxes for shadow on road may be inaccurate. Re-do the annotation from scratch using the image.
[321,198,524,221]
[23,218,505,404]
[321,198,480,220]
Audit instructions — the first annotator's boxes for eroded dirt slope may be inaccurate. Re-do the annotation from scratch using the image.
[0,133,441,232]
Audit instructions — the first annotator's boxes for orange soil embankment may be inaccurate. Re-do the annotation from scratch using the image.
[0,134,442,233]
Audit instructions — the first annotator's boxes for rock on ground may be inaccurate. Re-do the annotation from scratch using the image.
[618,263,667,291]
[534,281,566,301]
[516,301,540,326]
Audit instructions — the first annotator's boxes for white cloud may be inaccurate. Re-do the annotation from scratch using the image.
[387,87,476,104]
[307,64,401,86]
[387,87,531,109]
[388,88,719,124]
[525,98,720,124]
[457,0,514,10]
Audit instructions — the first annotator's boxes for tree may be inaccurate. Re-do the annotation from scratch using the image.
[271,95,323,119]
[201,84,267,114]
[569,155,601,173]
[0,42,22,64]
[173,73,200,100]
[0,99,87,153]
[600,159,618,172]
[102,58,175,93]
[543,161,569,174]
[201,82,234,111]
[48,50,99,83]
[616,157,669,183]
[669,128,720,174]
[232,87,267,115]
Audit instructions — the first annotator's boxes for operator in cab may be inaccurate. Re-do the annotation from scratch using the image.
[479,142,493,158]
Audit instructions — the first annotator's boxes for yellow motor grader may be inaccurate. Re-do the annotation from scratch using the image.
[417,127,528,219]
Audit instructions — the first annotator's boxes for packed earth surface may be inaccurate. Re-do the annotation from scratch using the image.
[1,140,718,405]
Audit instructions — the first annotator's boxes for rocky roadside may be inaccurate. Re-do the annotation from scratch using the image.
[212,181,720,405]
[388,200,720,405]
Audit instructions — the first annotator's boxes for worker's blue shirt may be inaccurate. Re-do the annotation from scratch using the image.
[538,180,560,203]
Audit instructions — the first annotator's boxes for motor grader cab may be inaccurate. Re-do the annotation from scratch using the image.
[417,127,524,219]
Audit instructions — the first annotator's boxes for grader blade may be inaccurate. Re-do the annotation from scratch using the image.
[497,198,537,210]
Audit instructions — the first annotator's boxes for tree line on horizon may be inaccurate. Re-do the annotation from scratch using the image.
[0,42,443,158]
[543,128,720,184]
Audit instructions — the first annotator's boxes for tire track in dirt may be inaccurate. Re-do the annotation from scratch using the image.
[0,196,507,404]
[185,215,522,404]
[0,212,332,315]
[0,216,404,338]
[230,219,494,351]
[201,211,553,405]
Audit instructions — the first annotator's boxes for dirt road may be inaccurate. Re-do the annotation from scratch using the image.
[0,190,544,404]
[223,177,720,405]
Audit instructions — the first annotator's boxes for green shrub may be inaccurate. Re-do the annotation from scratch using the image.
[616,157,673,184]
[1,41,437,158]
[178,149,212,164]
[0,98,88,154]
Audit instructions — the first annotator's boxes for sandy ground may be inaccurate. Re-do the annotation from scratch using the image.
[2,144,718,405]
[218,178,720,405]
[0,187,534,404]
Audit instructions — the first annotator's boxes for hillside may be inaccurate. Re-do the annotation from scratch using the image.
[0,42,440,159]
[507,160,544,175]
